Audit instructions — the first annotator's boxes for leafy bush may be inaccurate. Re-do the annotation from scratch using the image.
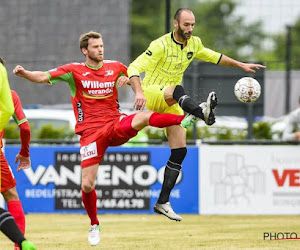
[37,124,75,139]
[3,123,75,140]
[147,127,167,141]
[253,121,273,139]
[3,120,277,141]
[3,123,19,139]
[146,121,275,141]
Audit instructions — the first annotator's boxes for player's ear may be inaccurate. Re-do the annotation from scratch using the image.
[81,48,87,56]
[173,19,178,29]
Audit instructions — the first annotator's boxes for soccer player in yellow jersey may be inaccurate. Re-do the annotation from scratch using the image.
[127,8,266,221]
[0,59,14,130]
[0,57,36,250]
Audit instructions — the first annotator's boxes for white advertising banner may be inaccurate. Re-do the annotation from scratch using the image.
[200,145,300,215]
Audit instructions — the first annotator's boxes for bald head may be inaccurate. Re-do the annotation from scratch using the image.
[174,8,194,22]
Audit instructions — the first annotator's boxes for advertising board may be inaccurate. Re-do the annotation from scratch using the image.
[5,145,199,214]
[200,145,300,214]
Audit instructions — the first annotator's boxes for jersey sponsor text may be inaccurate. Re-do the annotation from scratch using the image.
[81,80,115,89]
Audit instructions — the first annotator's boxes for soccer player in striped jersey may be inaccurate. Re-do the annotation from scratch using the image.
[127,8,266,221]
[0,57,35,250]
[14,31,198,246]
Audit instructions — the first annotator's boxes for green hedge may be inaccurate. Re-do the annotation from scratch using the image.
[146,121,280,141]
[4,123,75,140]
[3,121,281,141]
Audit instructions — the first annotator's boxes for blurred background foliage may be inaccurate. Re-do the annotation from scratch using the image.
[4,123,75,140]
[146,120,281,141]
[3,120,283,142]
[130,0,300,70]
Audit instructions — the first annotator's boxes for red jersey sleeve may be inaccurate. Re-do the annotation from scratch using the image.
[11,90,31,157]
[46,63,74,84]
[11,90,26,123]
[119,62,128,77]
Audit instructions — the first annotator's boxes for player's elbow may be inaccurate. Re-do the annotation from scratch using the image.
[19,121,31,133]
[127,65,141,78]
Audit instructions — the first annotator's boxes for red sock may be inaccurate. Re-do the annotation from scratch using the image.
[82,189,99,225]
[149,113,185,128]
[7,200,25,234]
[7,200,25,248]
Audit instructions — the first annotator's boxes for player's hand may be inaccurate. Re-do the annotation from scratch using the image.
[117,76,130,88]
[15,153,31,172]
[242,63,266,73]
[13,65,26,77]
[133,92,146,111]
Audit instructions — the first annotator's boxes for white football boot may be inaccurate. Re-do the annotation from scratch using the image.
[154,202,182,221]
[88,224,101,246]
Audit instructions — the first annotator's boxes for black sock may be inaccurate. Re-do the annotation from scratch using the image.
[158,147,187,204]
[0,208,25,248]
[173,85,204,119]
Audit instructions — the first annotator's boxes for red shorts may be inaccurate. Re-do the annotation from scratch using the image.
[80,114,138,168]
[0,152,17,192]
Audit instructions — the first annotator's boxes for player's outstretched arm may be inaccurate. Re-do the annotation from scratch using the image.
[218,55,266,73]
[13,65,49,83]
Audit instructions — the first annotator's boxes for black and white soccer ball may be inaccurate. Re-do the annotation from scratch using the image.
[234,77,261,103]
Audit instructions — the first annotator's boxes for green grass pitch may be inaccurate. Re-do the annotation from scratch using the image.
[1,214,300,249]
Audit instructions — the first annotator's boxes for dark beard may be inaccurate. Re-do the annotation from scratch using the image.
[89,55,102,63]
[178,25,190,41]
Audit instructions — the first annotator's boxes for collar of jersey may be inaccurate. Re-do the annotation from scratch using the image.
[85,62,103,70]
[171,31,184,50]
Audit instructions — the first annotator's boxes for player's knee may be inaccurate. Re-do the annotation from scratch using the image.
[81,181,95,193]
[164,86,177,106]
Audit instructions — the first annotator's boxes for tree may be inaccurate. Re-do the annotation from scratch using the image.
[261,16,300,70]
[188,0,266,62]
[130,0,266,63]
[130,1,165,60]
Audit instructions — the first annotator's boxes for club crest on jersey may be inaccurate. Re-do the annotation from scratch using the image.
[187,52,193,60]
[104,70,114,76]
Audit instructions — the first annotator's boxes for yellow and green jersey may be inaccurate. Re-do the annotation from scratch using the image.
[0,63,14,131]
[128,31,222,87]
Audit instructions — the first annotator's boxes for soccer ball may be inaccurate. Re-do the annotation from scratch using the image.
[234,77,261,103]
